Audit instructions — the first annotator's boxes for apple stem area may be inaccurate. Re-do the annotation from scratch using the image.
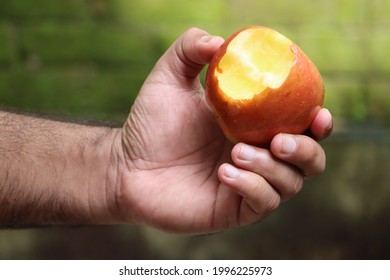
[215,27,295,100]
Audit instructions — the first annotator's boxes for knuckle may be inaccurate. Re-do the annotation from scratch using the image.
[255,150,278,174]
[318,149,327,174]
[186,26,202,34]
[246,174,281,218]
[303,142,319,165]
[265,157,279,175]
[301,142,326,177]
[290,175,304,196]
[265,194,281,213]
[254,176,280,214]
[253,175,267,193]
[239,148,279,176]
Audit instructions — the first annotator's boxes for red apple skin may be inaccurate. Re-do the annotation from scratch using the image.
[205,26,324,147]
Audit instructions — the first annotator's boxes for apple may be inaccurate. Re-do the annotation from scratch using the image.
[205,26,324,147]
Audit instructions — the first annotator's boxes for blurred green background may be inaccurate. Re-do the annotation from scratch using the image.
[1,0,390,259]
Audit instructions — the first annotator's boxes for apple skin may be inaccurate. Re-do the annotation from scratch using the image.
[205,26,324,147]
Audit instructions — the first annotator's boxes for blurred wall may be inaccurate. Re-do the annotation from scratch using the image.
[0,0,390,259]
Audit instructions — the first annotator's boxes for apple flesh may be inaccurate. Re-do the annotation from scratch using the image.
[205,26,324,147]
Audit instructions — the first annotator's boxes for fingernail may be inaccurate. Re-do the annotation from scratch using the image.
[223,165,239,179]
[281,134,297,154]
[237,144,256,161]
[325,110,334,133]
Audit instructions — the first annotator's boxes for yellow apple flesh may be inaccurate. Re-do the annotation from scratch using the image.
[205,26,324,147]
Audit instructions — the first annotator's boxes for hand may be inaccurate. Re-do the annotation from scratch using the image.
[116,28,333,234]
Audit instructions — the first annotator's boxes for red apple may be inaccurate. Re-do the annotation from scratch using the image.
[205,26,324,147]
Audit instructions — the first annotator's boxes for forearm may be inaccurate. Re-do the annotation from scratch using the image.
[0,111,123,227]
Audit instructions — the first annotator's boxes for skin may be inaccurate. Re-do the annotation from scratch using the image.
[206,26,325,147]
[0,28,333,234]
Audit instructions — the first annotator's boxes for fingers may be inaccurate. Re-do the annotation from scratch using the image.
[231,143,304,200]
[267,108,332,176]
[222,143,305,202]
[308,108,333,141]
[218,163,281,219]
[270,133,326,177]
[218,135,326,224]
[153,27,224,81]
[218,141,308,222]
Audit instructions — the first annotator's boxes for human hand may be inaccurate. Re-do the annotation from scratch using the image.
[115,28,333,234]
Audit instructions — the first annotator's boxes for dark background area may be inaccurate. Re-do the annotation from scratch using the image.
[0,0,389,259]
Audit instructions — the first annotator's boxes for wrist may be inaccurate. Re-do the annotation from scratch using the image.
[87,127,128,224]
[0,111,127,226]
[57,125,128,225]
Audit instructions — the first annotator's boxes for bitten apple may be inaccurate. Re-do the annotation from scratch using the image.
[205,26,324,147]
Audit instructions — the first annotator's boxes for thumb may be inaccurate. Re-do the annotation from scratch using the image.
[152,27,224,82]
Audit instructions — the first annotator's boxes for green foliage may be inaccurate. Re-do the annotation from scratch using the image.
[20,23,153,65]
[0,0,389,124]
[0,0,89,20]
[0,24,9,63]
